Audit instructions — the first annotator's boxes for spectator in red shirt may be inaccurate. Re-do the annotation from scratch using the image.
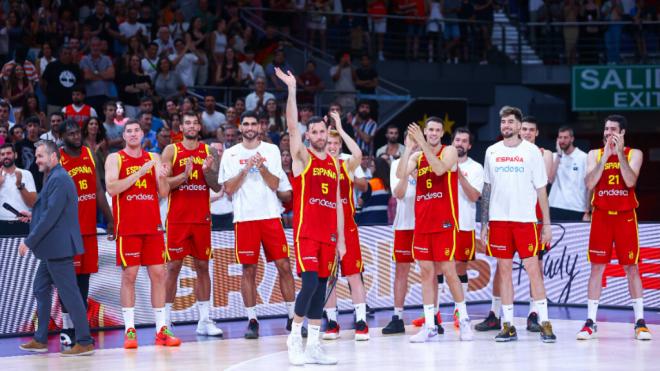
[296,60,324,105]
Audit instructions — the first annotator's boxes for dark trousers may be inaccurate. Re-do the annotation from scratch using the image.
[0,220,29,236]
[550,207,585,222]
[33,257,92,345]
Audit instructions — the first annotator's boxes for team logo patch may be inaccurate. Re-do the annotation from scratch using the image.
[282,244,287,252]
[629,251,634,260]
[528,244,534,252]
[464,248,470,256]
[355,260,361,269]
[206,247,211,256]
[327,262,333,271]
[445,249,450,256]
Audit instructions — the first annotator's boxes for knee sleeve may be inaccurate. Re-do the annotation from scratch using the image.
[458,274,468,284]
[294,271,319,317]
[307,278,329,320]
[437,274,444,284]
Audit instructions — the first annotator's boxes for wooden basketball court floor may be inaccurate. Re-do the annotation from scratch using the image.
[1,315,656,370]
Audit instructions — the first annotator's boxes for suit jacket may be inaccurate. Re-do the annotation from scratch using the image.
[25,164,84,260]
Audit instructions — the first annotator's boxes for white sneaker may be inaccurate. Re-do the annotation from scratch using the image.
[576,320,597,340]
[196,319,223,336]
[304,342,338,365]
[409,325,438,343]
[459,318,474,341]
[287,334,305,366]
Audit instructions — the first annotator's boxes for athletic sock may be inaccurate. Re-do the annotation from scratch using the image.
[285,301,295,319]
[394,307,404,319]
[632,298,644,322]
[491,297,502,318]
[291,320,303,337]
[355,303,366,322]
[62,313,73,329]
[587,299,599,322]
[307,324,321,346]
[458,274,469,297]
[456,301,468,320]
[197,301,210,322]
[165,302,173,326]
[462,283,469,297]
[502,304,514,324]
[122,307,135,331]
[535,299,548,322]
[529,298,538,316]
[424,304,435,329]
[246,306,257,321]
[326,307,338,322]
[154,307,166,331]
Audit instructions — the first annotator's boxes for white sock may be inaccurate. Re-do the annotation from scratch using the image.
[632,298,644,322]
[491,297,502,318]
[424,304,435,329]
[307,324,321,346]
[291,320,303,337]
[455,301,468,320]
[165,303,173,326]
[197,301,210,322]
[154,307,166,331]
[62,313,73,329]
[326,307,338,322]
[529,298,538,315]
[285,301,295,319]
[535,299,548,322]
[122,307,135,331]
[502,304,514,324]
[246,306,257,321]
[394,307,404,319]
[587,299,599,322]
[462,282,469,297]
[355,303,366,322]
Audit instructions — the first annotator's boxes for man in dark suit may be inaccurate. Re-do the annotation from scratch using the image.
[17,140,95,357]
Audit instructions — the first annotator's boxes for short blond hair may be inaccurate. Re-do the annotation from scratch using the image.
[328,129,342,143]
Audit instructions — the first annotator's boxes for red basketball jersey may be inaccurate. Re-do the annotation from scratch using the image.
[339,160,357,230]
[592,147,639,211]
[293,150,339,245]
[60,146,98,236]
[113,150,163,236]
[167,142,211,224]
[415,146,459,233]
[64,104,93,127]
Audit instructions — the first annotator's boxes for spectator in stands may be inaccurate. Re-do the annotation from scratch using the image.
[35,43,56,80]
[0,143,37,236]
[397,0,427,60]
[80,37,115,116]
[427,0,443,63]
[165,98,180,117]
[181,96,199,113]
[297,103,315,137]
[155,26,176,57]
[142,42,160,81]
[376,125,405,164]
[306,0,330,52]
[0,101,15,128]
[121,36,146,72]
[234,97,246,119]
[223,124,240,148]
[82,117,108,174]
[352,101,378,155]
[119,55,153,119]
[39,113,64,146]
[119,7,147,45]
[442,0,462,63]
[239,47,265,89]
[579,0,601,64]
[265,49,292,99]
[279,132,291,152]
[15,117,42,190]
[21,95,46,129]
[473,0,494,64]
[139,97,165,132]
[62,86,97,127]
[138,111,157,149]
[85,1,120,53]
[4,11,24,61]
[42,47,82,115]
[265,98,285,143]
[563,0,580,65]
[367,0,388,61]
[102,101,124,153]
[168,112,184,144]
[296,60,324,105]
[214,47,242,102]
[225,106,239,127]
[330,52,357,113]
[210,20,228,68]
[356,157,391,225]
[169,38,204,88]
[148,126,171,154]
[4,65,34,125]
[537,0,563,64]
[114,102,129,126]
[154,57,186,101]
[548,126,589,221]
[245,76,275,112]
[201,95,227,138]
[9,125,24,144]
[0,127,7,145]
[169,8,189,41]
[186,16,210,85]
[602,0,624,64]
[1,47,38,84]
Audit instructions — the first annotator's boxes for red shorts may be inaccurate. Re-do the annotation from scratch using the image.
[116,234,166,267]
[295,237,337,278]
[339,226,363,276]
[166,223,212,261]
[454,230,476,262]
[234,218,289,265]
[412,229,456,262]
[487,221,539,260]
[74,235,99,274]
[392,229,414,263]
[588,209,639,265]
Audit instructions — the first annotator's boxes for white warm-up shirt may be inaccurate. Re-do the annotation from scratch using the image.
[549,148,588,212]
[390,159,416,230]
[457,157,484,231]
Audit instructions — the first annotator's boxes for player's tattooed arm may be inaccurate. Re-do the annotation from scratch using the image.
[203,147,222,192]
[480,183,491,241]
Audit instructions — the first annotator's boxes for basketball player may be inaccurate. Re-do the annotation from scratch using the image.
[219,109,296,340]
[480,106,556,343]
[396,118,473,343]
[105,120,181,348]
[58,119,114,346]
[476,116,554,333]
[577,115,651,341]
[162,112,223,336]
[382,132,418,335]
[322,113,369,341]
[276,67,345,366]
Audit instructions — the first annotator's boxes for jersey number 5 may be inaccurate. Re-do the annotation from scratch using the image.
[321,182,329,194]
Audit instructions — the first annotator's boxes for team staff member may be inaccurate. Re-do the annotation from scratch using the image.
[105,120,180,349]
[577,115,651,341]
[162,112,223,336]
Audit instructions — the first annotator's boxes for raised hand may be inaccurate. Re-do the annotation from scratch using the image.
[329,111,343,133]
[274,67,296,89]
[407,123,425,145]
[137,160,156,178]
[612,133,625,155]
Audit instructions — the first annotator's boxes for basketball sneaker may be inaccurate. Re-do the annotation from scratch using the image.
[155,326,181,346]
[304,342,338,365]
[459,318,474,341]
[244,319,259,339]
[382,316,405,335]
[196,319,223,336]
[286,318,308,338]
[322,320,340,340]
[526,312,542,332]
[409,324,438,343]
[576,319,597,340]
[124,328,138,349]
[355,320,370,341]
[634,319,652,341]
[412,312,444,334]
[494,322,517,342]
[540,321,557,343]
[60,328,75,347]
[475,311,501,332]
[286,333,305,366]
[453,309,460,329]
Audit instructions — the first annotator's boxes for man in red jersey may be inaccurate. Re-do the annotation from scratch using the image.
[105,119,180,349]
[577,114,651,341]
[276,67,345,366]
[396,118,473,343]
[62,86,97,127]
[162,112,223,336]
[58,119,114,346]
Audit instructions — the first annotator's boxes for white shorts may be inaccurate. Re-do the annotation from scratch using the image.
[369,18,387,34]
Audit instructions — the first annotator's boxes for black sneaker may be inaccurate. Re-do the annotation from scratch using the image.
[355,320,370,341]
[60,328,75,347]
[540,321,557,343]
[382,316,405,335]
[635,319,652,340]
[435,312,444,335]
[526,312,542,332]
[495,322,518,342]
[322,320,341,340]
[475,311,501,332]
[286,317,308,338]
[244,319,259,339]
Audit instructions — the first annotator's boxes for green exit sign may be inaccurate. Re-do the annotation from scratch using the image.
[572,66,660,111]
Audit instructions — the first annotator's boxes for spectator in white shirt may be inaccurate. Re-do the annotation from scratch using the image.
[39,112,64,146]
[548,126,590,221]
[155,26,175,57]
[119,7,148,43]
[244,76,275,113]
[169,38,204,87]
[201,95,227,138]
[0,143,37,236]
[239,47,265,89]
[376,124,405,164]
[141,42,160,81]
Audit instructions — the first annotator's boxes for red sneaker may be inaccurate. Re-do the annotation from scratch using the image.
[453,308,460,329]
[355,320,370,341]
[411,312,443,327]
[155,326,181,346]
[124,328,138,349]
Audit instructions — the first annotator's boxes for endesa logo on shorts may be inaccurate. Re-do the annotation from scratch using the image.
[308,197,337,209]
[417,192,443,201]
[126,193,155,201]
